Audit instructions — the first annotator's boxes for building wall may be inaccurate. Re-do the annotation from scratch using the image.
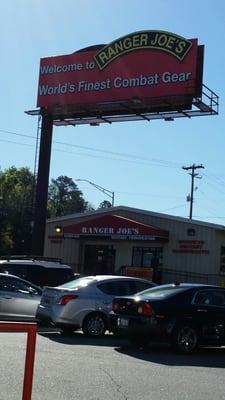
[44,208,225,281]
[112,209,219,275]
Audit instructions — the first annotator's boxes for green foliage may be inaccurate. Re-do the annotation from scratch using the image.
[47,175,91,217]
[99,200,112,209]
[0,169,93,255]
[0,166,34,255]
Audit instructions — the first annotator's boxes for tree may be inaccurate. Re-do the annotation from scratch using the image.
[0,169,93,255]
[0,166,34,255]
[98,200,112,209]
[47,176,93,217]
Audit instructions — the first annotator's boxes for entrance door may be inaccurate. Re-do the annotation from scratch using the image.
[83,245,116,276]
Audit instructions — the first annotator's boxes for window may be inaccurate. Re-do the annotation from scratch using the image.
[26,266,74,286]
[98,279,155,296]
[134,281,155,293]
[98,281,131,296]
[59,277,94,289]
[194,290,225,306]
[0,262,74,286]
[0,264,28,280]
[132,247,163,268]
[139,285,186,299]
[0,276,40,295]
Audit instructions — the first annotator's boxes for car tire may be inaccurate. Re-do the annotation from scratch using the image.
[172,324,198,354]
[82,313,107,337]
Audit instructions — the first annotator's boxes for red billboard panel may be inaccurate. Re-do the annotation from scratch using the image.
[37,31,201,111]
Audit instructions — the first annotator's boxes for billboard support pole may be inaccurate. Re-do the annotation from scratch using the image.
[31,112,53,255]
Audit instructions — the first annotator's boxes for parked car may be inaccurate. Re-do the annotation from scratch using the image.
[110,283,225,353]
[36,275,156,336]
[0,273,42,321]
[0,256,74,287]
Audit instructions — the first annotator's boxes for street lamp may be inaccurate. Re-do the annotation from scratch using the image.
[75,179,115,207]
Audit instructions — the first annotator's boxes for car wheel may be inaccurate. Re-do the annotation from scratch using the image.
[82,313,107,337]
[173,324,198,354]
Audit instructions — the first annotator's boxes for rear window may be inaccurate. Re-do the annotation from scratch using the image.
[98,280,155,296]
[138,286,188,299]
[58,277,95,289]
[0,264,28,280]
[0,263,73,286]
[30,267,74,286]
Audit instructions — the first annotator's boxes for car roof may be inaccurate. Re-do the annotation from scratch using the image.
[151,283,223,290]
[0,259,72,269]
[81,275,155,283]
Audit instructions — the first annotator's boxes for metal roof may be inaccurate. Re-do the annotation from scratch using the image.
[46,205,225,232]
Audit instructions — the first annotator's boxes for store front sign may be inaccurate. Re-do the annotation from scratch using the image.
[62,214,169,241]
[122,266,154,280]
[172,240,209,254]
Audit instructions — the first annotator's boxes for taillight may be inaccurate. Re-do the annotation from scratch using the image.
[59,295,78,305]
[112,299,120,311]
[137,302,154,316]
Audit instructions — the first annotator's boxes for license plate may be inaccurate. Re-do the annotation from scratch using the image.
[117,318,129,328]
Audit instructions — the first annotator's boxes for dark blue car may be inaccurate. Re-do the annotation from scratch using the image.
[111,283,225,353]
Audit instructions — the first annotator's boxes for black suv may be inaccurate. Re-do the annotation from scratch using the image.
[0,256,74,287]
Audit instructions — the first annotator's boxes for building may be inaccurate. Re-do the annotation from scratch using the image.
[44,206,225,285]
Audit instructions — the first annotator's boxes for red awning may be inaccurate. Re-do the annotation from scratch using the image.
[63,214,169,241]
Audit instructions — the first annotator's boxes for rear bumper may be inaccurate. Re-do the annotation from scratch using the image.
[110,313,169,339]
[36,304,84,329]
[36,305,53,326]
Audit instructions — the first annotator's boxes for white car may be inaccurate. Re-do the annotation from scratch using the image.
[36,275,156,336]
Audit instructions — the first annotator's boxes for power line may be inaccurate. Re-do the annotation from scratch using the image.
[158,203,187,213]
[0,128,180,168]
[0,137,180,169]
[202,173,225,196]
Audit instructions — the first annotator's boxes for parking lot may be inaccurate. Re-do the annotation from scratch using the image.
[0,328,225,400]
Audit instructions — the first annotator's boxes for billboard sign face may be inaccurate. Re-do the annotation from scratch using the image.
[37,31,201,112]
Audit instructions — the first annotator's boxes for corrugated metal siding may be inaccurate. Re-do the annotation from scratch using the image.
[44,208,225,278]
[111,209,219,275]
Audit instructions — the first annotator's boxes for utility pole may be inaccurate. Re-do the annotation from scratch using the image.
[182,164,204,219]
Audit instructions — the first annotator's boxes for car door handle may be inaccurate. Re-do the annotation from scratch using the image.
[2,296,12,299]
[197,309,208,312]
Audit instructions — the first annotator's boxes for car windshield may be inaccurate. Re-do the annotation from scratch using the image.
[137,285,187,299]
[58,277,95,289]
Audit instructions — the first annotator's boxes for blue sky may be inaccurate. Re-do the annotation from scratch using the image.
[1,0,225,224]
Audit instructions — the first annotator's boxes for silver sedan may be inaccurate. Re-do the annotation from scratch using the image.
[36,275,155,336]
[0,273,42,321]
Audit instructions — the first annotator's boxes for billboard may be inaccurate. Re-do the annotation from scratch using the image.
[37,31,203,114]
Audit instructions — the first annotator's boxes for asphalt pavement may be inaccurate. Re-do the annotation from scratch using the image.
[0,328,224,400]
